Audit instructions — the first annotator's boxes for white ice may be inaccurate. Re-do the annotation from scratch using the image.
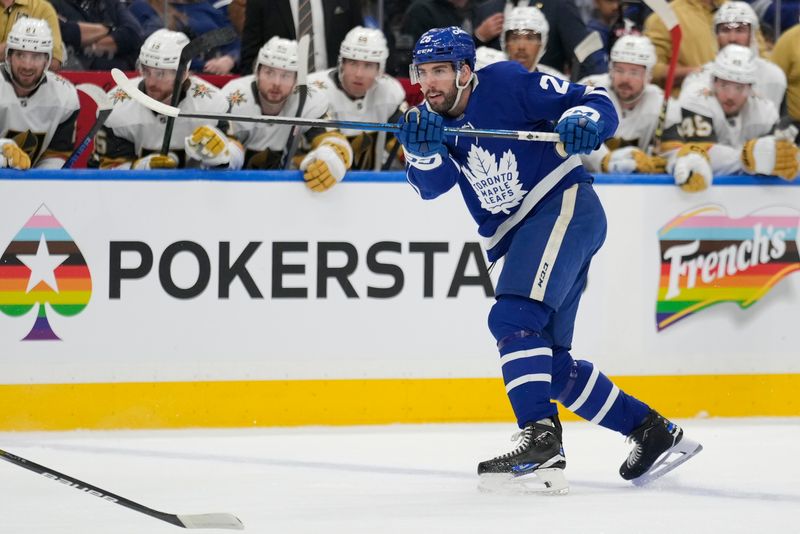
[1,418,798,534]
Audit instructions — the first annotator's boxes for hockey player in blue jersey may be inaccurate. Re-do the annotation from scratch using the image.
[395,26,702,494]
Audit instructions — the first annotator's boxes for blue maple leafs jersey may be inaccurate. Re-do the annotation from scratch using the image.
[405,61,618,261]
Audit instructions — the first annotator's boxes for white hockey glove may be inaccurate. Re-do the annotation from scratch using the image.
[670,144,713,192]
[300,132,353,192]
[0,138,31,170]
[741,135,799,181]
[132,152,179,170]
[601,146,667,174]
[185,125,244,170]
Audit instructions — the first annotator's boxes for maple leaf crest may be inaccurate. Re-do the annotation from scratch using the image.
[462,145,526,214]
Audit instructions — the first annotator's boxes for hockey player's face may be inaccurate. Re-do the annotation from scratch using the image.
[257,66,297,105]
[713,78,750,116]
[141,66,178,104]
[8,50,48,89]
[610,62,647,103]
[416,62,460,113]
[505,31,542,72]
[717,23,751,47]
[340,58,379,98]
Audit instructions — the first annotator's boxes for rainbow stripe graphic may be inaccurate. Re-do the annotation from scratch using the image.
[656,205,800,331]
[0,205,92,340]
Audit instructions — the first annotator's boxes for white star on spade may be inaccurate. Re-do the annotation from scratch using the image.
[17,234,70,293]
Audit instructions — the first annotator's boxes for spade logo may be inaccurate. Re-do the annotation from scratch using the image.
[0,205,92,340]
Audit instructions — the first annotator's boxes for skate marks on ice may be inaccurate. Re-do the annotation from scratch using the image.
[7,435,800,504]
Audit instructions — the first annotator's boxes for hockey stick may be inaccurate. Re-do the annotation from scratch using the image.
[112,68,562,144]
[0,448,244,530]
[281,33,309,169]
[643,0,681,153]
[571,31,604,82]
[160,26,238,156]
[62,83,113,169]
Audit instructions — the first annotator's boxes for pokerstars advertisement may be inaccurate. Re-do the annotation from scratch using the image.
[1,178,800,385]
[0,180,499,384]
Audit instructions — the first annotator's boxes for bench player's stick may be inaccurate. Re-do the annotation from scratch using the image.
[281,34,310,169]
[643,0,681,153]
[112,68,563,145]
[62,83,113,169]
[159,27,238,156]
[0,448,244,530]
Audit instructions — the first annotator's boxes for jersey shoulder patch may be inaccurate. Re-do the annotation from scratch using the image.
[109,87,131,104]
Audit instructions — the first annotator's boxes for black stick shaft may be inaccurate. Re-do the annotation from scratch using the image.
[0,448,183,527]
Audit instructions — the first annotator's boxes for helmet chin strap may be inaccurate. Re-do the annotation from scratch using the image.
[447,64,475,115]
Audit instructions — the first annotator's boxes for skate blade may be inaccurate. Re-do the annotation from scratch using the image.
[632,436,703,487]
[479,468,569,496]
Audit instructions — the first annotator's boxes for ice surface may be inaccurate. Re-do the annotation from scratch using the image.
[1,418,798,534]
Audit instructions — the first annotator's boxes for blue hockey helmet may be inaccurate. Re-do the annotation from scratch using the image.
[412,26,476,73]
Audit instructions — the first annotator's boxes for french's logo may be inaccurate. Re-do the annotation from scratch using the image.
[656,206,800,331]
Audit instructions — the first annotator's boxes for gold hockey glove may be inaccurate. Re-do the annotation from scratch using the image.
[0,139,32,170]
[741,136,799,181]
[300,132,353,192]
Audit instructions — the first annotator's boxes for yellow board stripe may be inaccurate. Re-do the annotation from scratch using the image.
[0,374,798,431]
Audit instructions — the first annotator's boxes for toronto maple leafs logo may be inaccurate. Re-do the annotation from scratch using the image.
[461,145,526,214]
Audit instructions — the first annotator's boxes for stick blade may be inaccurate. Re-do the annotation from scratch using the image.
[177,513,244,530]
[111,68,180,118]
[642,0,679,30]
[296,34,310,85]
[76,83,112,111]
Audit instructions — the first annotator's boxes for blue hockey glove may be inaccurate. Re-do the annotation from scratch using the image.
[395,106,446,158]
[555,107,604,155]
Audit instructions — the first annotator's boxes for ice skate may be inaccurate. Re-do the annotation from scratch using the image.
[478,416,568,495]
[620,410,703,486]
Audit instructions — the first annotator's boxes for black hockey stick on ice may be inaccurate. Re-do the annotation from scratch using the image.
[160,26,238,156]
[0,448,244,530]
[62,83,113,169]
[112,68,563,144]
[281,34,310,169]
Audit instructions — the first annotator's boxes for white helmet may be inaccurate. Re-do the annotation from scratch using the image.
[714,1,759,51]
[475,46,507,70]
[5,18,53,61]
[610,34,656,72]
[4,18,53,86]
[711,44,757,84]
[501,6,549,66]
[339,26,389,73]
[257,36,298,72]
[139,29,189,70]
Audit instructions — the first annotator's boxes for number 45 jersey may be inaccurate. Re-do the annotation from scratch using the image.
[405,61,618,262]
[661,84,779,175]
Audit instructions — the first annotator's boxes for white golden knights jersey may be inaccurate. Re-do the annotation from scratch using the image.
[580,73,664,151]
[222,75,330,169]
[308,68,407,170]
[681,57,787,113]
[0,69,79,165]
[663,84,779,174]
[91,75,230,168]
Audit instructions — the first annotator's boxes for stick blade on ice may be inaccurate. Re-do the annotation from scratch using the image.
[177,513,245,530]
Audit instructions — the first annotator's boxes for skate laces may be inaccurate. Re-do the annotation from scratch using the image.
[495,427,533,460]
[495,424,554,460]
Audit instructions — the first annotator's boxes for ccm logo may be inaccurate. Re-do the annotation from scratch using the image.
[537,262,550,288]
